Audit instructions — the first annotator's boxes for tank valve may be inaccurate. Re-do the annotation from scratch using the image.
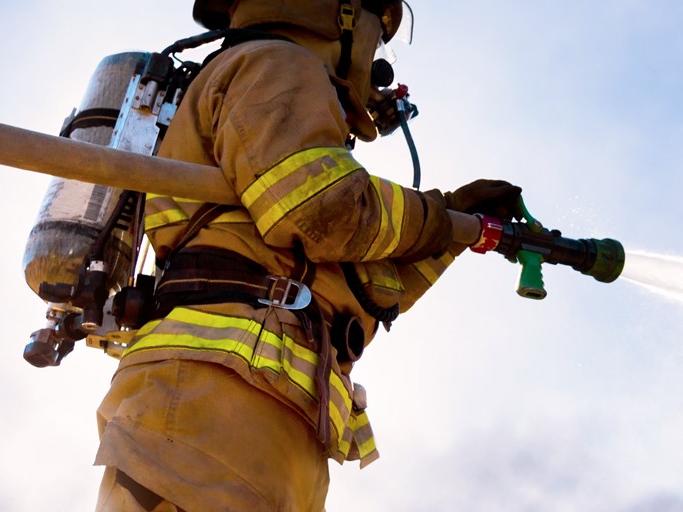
[24,328,61,368]
[23,310,86,367]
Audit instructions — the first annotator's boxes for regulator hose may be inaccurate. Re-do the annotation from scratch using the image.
[397,99,421,189]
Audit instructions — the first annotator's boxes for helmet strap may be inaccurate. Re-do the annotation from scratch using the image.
[336,2,356,79]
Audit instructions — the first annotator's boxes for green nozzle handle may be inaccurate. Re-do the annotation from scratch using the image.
[518,197,543,232]
[516,250,547,300]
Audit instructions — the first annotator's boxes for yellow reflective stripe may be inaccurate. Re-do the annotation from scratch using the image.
[145,208,189,230]
[414,259,439,285]
[337,425,354,459]
[354,264,369,284]
[352,412,376,456]
[126,308,318,397]
[329,372,352,410]
[145,208,251,231]
[283,359,316,395]
[136,319,161,336]
[241,147,356,207]
[212,209,252,224]
[127,307,367,458]
[354,409,370,428]
[145,193,251,231]
[328,372,353,452]
[374,274,403,291]
[363,177,405,260]
[147,193,202,203]
[439,251,456,266]
[259,331,317,395]
[125,332,256,360]
[145,195,191,230]
[329,401,347,451]
[250,330,288,381]
[364,176,389,259]
[241,147,362,235]
[358,434,377,460]
[414,249,457,286]
[354,262,403,291]
[337,431,352,456]
[385,181,404,255]
[165,307,254,330]
[284,336,318,366]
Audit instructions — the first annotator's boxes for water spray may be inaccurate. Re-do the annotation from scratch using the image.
[472,198,625,299]
[621,251,683,303]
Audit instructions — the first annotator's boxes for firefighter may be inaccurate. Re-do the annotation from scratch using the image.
[95,1,522,510]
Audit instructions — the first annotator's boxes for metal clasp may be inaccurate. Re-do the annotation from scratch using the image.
[258,276,312,310]
[338,4,356,31]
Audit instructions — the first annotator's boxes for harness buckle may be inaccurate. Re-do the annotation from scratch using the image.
[258,276,312,310]
[338,4,356,31]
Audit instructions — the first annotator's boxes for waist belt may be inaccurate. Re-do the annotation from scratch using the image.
[154,246,311,318]
[154,246,333,446]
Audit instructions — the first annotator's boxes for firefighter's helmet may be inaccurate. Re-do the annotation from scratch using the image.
[192,0,404,43]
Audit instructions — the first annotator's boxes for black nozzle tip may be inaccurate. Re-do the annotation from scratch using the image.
[587,238,625,283]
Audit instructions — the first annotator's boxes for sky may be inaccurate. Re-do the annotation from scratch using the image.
[1,1,682,511]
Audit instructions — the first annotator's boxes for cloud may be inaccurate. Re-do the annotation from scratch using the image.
[385,422,615,512]
[368,421,683,512]
[624,494,683,512]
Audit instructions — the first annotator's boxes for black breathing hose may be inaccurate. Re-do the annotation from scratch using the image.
[398,100,421,189]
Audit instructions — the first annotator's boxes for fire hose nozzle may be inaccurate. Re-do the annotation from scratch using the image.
[476,197,625,299]
[582,237,625,283]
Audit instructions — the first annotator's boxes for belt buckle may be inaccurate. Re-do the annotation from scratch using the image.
[258,276,312,310]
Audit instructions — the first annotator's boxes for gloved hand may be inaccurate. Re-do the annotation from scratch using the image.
[443,179,523,221]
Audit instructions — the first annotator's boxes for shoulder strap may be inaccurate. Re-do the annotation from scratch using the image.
[201,28,294,69]
[161,203,238,267]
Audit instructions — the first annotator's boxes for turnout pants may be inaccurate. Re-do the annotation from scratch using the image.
[95,359,330,511]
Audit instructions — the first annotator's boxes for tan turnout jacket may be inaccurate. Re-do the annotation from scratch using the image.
[97,38,460,509]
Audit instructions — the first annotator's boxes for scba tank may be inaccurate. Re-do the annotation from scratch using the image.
[23,52,150,301]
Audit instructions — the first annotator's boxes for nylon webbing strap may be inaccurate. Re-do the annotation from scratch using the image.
[341,262,399,323]
[59,108,120,137]
[292,240,317,288]
[200,29,294,69]
[166,203,233,259]
[155,247,276,314]
[155,202,237,288]
[311,298,332,446]
[336,2,356,79]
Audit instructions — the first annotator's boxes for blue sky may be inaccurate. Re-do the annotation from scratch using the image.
[0,2,682,511]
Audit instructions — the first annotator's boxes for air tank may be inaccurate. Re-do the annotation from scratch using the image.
[23,52,150,301]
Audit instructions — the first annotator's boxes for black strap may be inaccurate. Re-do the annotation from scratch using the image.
[154,247,310,317]
[60,108,120,138]
[201,28,294,70]
[160,203,238,269]
[307,298,332,446]
[292,240,317,288]
[336,2,355,80]
[337,29,354,79]
[341,262,400,324]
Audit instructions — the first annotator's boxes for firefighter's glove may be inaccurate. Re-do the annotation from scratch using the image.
[443,179,523,221]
